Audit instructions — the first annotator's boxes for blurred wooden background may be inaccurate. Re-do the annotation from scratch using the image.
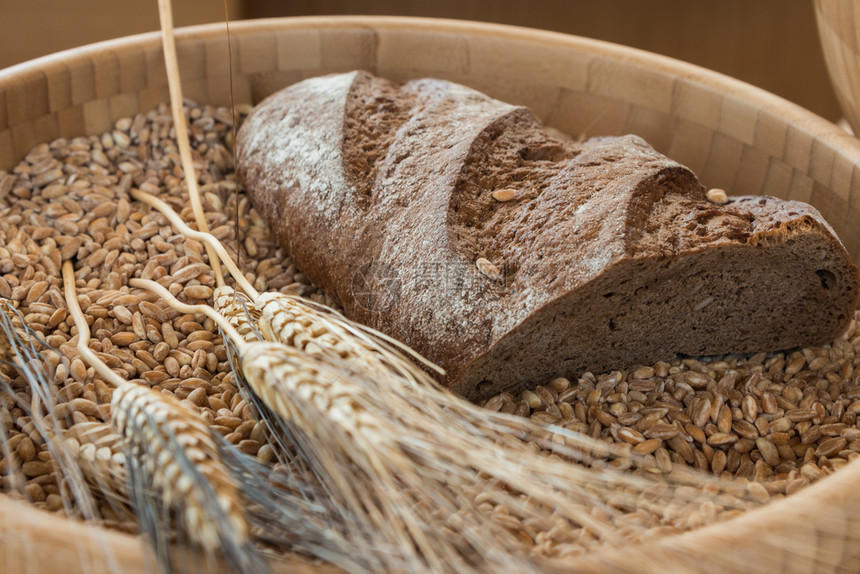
[0,0,843,122]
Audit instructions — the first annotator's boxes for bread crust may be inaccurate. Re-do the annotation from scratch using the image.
[237,71,860,400]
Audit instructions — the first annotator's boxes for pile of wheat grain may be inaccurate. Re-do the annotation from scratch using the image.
[484,322,860,505]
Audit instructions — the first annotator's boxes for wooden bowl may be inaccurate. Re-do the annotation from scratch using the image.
[2,16,860,573]
[816,0,860,137]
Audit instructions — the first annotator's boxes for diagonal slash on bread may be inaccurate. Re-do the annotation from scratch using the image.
[237,71,860,400]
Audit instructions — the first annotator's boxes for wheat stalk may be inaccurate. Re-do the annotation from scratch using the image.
[60,261,265,573]
[0,297,103,520]
[156,0,225,288]
[111,384,247,548]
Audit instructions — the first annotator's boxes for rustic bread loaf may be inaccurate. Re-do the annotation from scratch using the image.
[236,71,860,400]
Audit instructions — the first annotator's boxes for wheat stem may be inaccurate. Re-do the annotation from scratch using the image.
[62,263,130,389]
[156,0,225,288]
[129,278,249,352]
[63,261,254,561]
[131,188,255,295]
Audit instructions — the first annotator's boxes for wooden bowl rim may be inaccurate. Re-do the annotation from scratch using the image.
[3,14,860,164]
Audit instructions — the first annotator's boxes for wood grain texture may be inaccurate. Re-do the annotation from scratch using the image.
[2,15,860,573]
[816,1,860,135]
[0,494,338,574]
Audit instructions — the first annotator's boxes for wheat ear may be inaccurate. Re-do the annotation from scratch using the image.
[64,422,129,504]
[214,286,262,342]
[61,262,258,565]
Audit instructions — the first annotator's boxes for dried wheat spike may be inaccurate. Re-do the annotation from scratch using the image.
[238,341,537,572]
[213,286,261,343]
[242,341,388,442]
[254,292,433,383]
[111,384,248,551]
[0,299,27,373]
[65,422,129,500]
[256,293,344,358]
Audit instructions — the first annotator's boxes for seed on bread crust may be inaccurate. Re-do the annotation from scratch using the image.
[706,188,729,204]
[476,258,502,281]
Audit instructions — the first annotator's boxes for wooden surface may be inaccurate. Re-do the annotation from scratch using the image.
[576,455,860,573]
[3,15,860,573]
[1,2,840,121]
[5,448,860,574]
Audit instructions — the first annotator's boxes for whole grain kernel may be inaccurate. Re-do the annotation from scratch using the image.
[110,332,138,346]
[711,450,727,475]
[705,188,728,204]
[184,285,214,300]
[755,437,780,466]
[707,433,739,447]
[684,423,706,444]
[521,390,542,410]
[815,437,847,458]
[491,188,517,202]
[617,427,645,445]
[476,257,503,281]
[717,405,733,433]
[632,438,661,455]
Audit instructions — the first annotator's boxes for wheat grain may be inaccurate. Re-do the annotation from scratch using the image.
[706,188,729,204]
[475,258,503,281]
[488,325,860,506]
[491,189,517,202]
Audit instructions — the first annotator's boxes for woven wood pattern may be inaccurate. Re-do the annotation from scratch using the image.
[0,493,336,574]
[577,455,860,573]
[2,16,860,574]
